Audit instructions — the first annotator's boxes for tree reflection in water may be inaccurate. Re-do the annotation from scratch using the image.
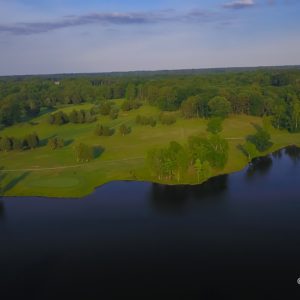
[285,145,300,164]
[0,200,4,221]
[149,175,228,214]
[246,155,273,179]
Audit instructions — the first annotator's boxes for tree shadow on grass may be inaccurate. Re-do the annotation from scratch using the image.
[39,134,57,147]
[94,146,105,159]
[2,172,30,194]
[64,139,74,147]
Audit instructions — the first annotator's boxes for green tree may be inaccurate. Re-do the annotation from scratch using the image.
[48,137,64,150]
[247,127,272,152]
[23,133,39,149]
[0,137,12,152]
[110,107,119,120]
[74,143,94,162]
[242,141,259,161]
[194,159,211,183]
[119,124,131,136]
[208,96,232,118]
[125,83,136,100]
[181,96,200,119]
[207,117,223,134]
[207,134,229,169]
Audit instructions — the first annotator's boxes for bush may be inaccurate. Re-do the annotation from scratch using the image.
[159,113,176,125]
[48,111,69,125]
[48,137,65,150]
[119,124,131,136]
[121,100,142,111]
[136,115,156,127]
[110,107,119,120]
[94,124,115,136]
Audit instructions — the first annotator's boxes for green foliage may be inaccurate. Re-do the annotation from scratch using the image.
[247,126,272,152]
[136,115,157,127]
[125,83,136,100]
[73,143,94,163]
[194,159,211,183]
[0,137,13,152]
[121,100,142,111]
[94,124,115,136]
[47,137,65,150]
[188,134,229,169]
[147,141,188,181]
[109,107,119,120]
[68,109,96,124]
[207,117,223,134]
[208,96,232,118]
[159,113,177,125]
[0,132,40,152]
[119,124,131,136]
[23,132,40,149]
[98,101,113,116]
[48,111,69,125]
[241,141,259,161]
[181,96,202,119]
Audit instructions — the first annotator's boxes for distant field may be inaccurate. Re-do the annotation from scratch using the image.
[1,100,300,198]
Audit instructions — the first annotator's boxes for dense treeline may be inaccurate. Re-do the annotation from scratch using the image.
[0,69,300,133]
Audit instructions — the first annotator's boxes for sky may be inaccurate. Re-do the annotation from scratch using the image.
[0,0,299,75]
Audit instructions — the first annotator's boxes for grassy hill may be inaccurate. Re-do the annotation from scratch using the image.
[0,100,300,198]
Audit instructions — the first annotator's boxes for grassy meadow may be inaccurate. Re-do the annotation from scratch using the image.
[0,99,300,198]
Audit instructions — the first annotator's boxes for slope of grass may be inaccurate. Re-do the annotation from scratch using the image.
[0,101,299,198]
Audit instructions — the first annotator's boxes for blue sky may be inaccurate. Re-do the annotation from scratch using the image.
[0,0,299,75]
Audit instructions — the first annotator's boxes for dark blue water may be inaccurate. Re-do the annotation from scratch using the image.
[1,147,300,299]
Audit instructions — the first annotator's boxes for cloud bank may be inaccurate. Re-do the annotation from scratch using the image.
[0,9,223,36]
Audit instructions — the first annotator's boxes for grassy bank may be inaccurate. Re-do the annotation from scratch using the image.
[0,100,299,198]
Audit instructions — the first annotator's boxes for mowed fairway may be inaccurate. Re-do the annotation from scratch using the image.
[1,100,300,197]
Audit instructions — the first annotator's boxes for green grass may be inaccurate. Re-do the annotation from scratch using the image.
[1,101,300,198]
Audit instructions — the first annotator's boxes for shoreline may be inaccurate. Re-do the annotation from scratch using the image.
[1,144,298,199]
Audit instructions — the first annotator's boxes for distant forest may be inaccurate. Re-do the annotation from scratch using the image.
[1,67,300,132]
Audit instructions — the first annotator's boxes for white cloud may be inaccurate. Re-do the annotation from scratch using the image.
[223,0,255,9]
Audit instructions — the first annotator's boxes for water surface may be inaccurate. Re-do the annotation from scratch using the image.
[1,147,300,299]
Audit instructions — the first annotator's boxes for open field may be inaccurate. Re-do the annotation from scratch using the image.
[1,100,300,198]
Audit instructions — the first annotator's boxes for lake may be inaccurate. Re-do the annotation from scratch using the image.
[1,146,300,299]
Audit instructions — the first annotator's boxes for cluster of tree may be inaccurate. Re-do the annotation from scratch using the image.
[47,137,64,150]
[91,102,119,119]
[147,134,229,182]
[121,100,142,111]
[136,115,157,127]
[73,143,94,162]
[94,124,115,136]
[159,113,177,125]
[0,133,40,152]
[48,111,69,125]
[48,109,96,125]
[69,109,96,124]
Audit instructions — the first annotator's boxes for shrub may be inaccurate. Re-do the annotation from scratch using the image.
[119,124,131,136]
[159,113,176,125]
[48,137,65,150]
[95,124,114,136]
